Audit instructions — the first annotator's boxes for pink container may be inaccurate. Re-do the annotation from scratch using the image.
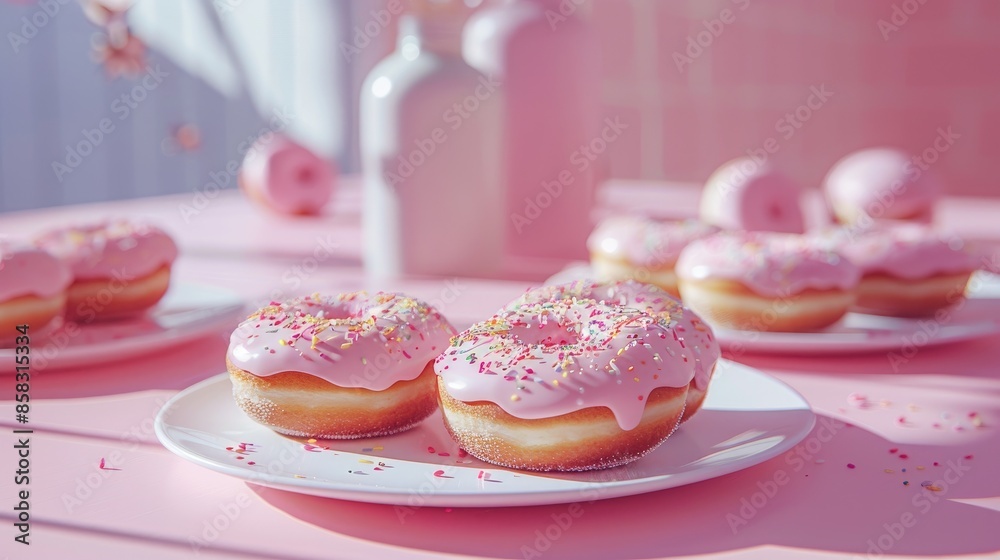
[464,0,601,261]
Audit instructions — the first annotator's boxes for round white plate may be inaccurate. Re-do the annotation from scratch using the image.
[155,360,815,507]
[546,265,1000,355]
[0,283,245,371]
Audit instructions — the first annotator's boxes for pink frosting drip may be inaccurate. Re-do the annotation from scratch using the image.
[824,148,940,221]
[676,231,860,296]
[587,216,719,266]
[240,134,335,215]
[0,239,72,300]
[228,292,456,391]
[813,224,976,280]
[35,220,178,281]
[435,298,695,431]
[507,280,719,391]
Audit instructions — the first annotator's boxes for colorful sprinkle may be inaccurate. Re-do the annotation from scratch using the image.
[847,393,868,407]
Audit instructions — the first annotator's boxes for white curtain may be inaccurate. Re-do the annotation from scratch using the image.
[0,0,381,211]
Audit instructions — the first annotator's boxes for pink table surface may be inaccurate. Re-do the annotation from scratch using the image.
[1,180,999,560]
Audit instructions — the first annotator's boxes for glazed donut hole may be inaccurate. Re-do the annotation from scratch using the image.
[507,319,581,349]
[676,231,861,333]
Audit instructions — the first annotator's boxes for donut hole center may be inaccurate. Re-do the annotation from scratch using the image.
[296,166,315,186]
[313,301,357,322]
[768,203,783,220]
[509,320,580,349]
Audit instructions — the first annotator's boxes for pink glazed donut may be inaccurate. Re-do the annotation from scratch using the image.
[677,231,860,332]
[35,220,178,322]
[587,216,719,297]
[507,280,720,423]
[813,224,976,317]
[239,134,335,215]
[227,292,455,438]
[434,298,692,471]
[0,240,72,339]
[700,157,806,234]
[824,148,940,224]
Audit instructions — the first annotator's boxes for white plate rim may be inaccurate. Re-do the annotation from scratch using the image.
[0,283,245,370]
[155,360,816,507]
[546,265,1000,355]
[712,315,1000,355]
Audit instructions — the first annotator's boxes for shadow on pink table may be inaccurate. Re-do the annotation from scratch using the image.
[245,404,1000,559]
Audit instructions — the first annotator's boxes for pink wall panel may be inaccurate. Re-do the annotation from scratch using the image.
[594,0,1000,196]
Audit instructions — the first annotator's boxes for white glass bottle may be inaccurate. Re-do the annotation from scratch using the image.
[463,0,600,261]
[361,2,503,280]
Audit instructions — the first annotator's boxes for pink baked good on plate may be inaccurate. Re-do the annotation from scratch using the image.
[676,231,860,332]
[35,220,178,322]
[0,239,72,339]
[226,292,455,439]
[813,223,976,317]
[435,297,694,471]
[506,279,719,423]
[587,216,719,297]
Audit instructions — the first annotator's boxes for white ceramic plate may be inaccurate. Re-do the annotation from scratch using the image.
[0,284,245,371]
[154,360,815,507]
[546,265,1000,355]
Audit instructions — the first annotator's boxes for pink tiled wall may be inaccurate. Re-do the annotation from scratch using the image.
[593,0,1000,197]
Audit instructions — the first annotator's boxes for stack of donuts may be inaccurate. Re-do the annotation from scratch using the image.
[0,219,178,341]
[587,149,979,332]
[226,281,720,472]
